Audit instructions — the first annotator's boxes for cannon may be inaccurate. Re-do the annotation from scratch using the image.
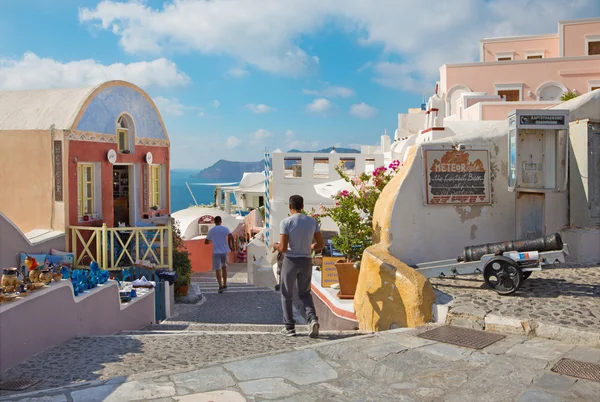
[413,233,569,295]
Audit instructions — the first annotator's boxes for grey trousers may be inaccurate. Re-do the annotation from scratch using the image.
[280,256,317,329]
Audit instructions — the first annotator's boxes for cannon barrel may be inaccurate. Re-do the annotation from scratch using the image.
[458,233,563,262]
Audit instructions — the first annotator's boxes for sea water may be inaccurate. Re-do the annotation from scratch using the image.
[170,169,238,213]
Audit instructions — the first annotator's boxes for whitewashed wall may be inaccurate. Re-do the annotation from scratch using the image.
[387,121,517,265]
[270,151,384,241]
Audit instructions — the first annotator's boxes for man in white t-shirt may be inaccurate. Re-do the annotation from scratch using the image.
[205,216,234,293]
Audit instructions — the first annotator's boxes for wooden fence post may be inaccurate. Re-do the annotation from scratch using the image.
[102,223,108,270]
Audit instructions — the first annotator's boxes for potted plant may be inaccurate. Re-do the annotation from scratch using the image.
[172,220,192,296]
[320,160,403,299]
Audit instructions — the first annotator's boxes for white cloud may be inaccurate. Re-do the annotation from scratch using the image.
[306,98,332,114]
[0,52,189,90]
[154,96,199,117]
[372,62,427,92]
[349,102,378,119]
[226,136,243,149]
[245,104,276,114]
[212,100,221,108]
[302,85,354,98]
[227,67,250,78]
[285,129,296,139]
[251,128,273,140]
[80,0,598,91]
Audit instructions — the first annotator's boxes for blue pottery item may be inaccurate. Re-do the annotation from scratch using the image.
[122,269,132,282]
[20,284,25,293]
[130,289,137,298]
[61,266,70,280]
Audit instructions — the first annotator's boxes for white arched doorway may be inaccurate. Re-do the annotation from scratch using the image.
[445,85,471,117]
[536,82,568,101]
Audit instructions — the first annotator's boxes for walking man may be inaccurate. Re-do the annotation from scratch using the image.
[205,216,234,293]
[273,195,324,337]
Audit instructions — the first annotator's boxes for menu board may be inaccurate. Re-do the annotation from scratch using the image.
[425,149,490,205]
[320,257,340,288]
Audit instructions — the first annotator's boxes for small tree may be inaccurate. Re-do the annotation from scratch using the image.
[560,91,578,102]
[172,220,191,291]
[318,160,403,262]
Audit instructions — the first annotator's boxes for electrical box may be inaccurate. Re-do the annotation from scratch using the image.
[569,119,600,228]
[508,110,570,239]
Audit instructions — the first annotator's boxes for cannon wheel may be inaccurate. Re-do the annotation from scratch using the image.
[483,256,523,295]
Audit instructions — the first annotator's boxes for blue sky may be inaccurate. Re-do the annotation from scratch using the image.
[1,0,599,169]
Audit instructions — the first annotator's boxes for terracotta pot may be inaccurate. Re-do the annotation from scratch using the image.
[53,274,63,282]
[334,260,360,300]
[175,285,189,297]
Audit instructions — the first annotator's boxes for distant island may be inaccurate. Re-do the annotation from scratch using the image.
[191,147,360,181]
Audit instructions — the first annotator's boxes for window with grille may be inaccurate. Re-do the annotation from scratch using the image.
[527,55,543,59]
[150,165,161,208]
[77,164,95,218]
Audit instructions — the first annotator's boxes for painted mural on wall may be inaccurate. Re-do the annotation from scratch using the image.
[424,149,490,205]
[76,85,167,140]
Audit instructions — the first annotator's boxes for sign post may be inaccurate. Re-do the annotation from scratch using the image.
[320,257,340,288]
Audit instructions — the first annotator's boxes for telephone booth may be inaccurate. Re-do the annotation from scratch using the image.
[508,110,570,239]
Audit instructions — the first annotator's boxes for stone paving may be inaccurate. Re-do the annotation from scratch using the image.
[2,327,600,401]
[430,266,600,341]
[0,332,353,395]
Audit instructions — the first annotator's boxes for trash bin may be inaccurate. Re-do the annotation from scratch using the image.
[155,270,177,285]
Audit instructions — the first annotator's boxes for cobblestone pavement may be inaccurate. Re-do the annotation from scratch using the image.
[430,266,600,334]
[2,327,600,401]
[0,332,353,395]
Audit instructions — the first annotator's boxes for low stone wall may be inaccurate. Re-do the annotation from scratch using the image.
[0,280,154,372]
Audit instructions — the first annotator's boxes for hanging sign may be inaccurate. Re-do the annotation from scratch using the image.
[142,164,149,212]
[424,149,491,205]
[198,215,215,224]
[53,141,63,201]
[321,257,340,288]
[107,149,117,164]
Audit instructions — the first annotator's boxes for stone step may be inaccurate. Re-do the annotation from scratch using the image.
[139,323,310,333]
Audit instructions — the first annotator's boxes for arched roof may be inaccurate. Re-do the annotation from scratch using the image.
[0,81,169,141]
[0,86,99,131]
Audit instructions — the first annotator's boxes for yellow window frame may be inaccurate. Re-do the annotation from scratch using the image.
[77,164,95,218]
[117,129,128,152]
[150,165,161,208]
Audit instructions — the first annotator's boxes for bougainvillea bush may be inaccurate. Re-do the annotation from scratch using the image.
[307,160,403,261]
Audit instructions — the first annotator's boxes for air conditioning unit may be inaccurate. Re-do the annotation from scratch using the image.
[199,224,210,235]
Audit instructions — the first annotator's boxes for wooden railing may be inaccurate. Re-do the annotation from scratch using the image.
[70,223,173,270]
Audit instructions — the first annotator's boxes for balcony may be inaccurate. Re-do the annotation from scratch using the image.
[70,222,173,270]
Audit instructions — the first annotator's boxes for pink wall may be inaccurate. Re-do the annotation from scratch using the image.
[482,37,558,61]
[443,56,600,100]
[185,239,235,272]
[0,280,154,372]
[564,21,600,57]
[480,102,556,121]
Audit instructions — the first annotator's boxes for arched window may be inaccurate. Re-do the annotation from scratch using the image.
[536,82,568,101]
[116,114,135,153]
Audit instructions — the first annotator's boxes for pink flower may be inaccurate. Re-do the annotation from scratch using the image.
[389,160,401,170]
[339,190,350,197]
